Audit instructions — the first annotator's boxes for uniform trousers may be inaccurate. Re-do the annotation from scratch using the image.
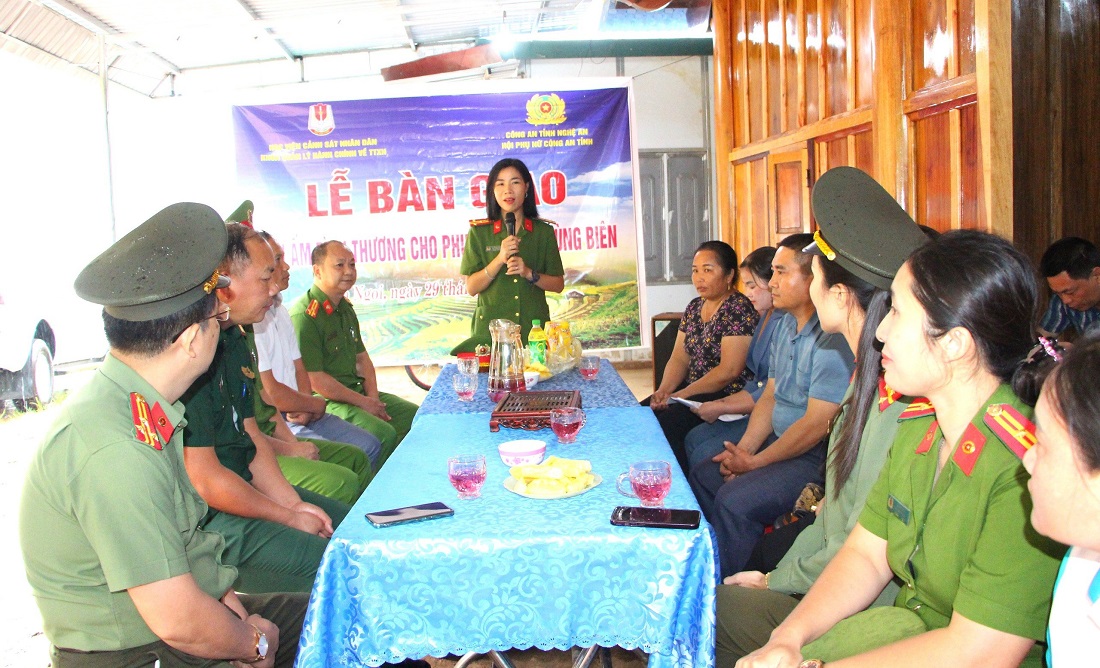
[50,592,308,668]
[689,440,825,578]
[276,437,371,505]
[288,412,382,467]
[325,391,419,468]
[204,487,349,594]
[716,585,801,666]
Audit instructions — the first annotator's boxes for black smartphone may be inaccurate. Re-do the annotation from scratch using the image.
[366,501,454,528]
[610,506,701,530]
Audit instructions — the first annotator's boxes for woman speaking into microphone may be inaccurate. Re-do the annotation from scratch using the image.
[452,157,565,354]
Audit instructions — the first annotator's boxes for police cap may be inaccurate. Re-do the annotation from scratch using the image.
[225,200,254,227]
[806,166,929,290]
[74,202,230,322]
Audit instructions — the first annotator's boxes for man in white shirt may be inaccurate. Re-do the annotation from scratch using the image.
[254,230,383,469]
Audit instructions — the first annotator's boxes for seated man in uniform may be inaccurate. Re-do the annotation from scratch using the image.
[182,223,352,593]
[1038,236,1100,339]
[251,227,383,476]
[19,202,305,667]
[288,240,419,466]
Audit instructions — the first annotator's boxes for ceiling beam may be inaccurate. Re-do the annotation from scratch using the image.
[229,0,297,62]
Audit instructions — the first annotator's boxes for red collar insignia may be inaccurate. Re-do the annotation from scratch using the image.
[878,376,902,412]
[323,300,334,315]
[915,420,939,454]
[984,403,1037,460]
[130,392,162,450]
[952,423,986,476]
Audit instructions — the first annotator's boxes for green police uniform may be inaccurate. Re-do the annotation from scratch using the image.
[452,216,565,354]
[248,329,372,504]
[289,285,418,459]
[716,380,908,663]
[21,201,309,667]
[21,355,238,651]
[182,325,350,594]
[802,385,1064,663]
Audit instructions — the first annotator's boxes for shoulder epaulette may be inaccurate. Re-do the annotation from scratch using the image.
[130,392,162,451]
[470,218,493,226]
[898,397,935,420]
[535,217,558,227]
[984,403,1036,460]
[305,299,320,318]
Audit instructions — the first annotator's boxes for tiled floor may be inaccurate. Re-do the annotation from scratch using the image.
[377,362,655,668]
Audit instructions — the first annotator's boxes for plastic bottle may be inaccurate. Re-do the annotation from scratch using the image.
[528,320,548,366]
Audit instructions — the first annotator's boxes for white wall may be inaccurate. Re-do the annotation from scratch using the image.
[2,51,711,362]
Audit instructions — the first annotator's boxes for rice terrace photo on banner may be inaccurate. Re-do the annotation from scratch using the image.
[233,79,644,365]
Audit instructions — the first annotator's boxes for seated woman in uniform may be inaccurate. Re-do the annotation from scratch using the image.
[739,230,1065,668]
[452,157,564,354]
[1022,331,1100,667]
[646,240,758,473]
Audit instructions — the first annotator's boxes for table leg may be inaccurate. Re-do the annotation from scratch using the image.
[571,645,601,668]
[453,652,480,668]
[488,650,517,668]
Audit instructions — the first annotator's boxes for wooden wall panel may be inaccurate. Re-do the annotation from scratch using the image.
[854,0,874,107]
[784,8,801,131]
[767,0,784,136]
[853,130,874,173]
[825,0,849,117]
[1060,0,1100,243]
[913,0,951,90]
[959,102,986,229]
[825,137,847,169]
[805,0,822,124]
[748,0,765,143]
[914,111,953,230]
[751,157,771,245]
[958,0,977,76]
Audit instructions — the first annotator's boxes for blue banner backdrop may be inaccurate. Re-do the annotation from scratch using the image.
[233,81,641,365]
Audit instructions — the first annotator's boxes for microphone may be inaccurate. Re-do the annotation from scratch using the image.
[504,212,518,258]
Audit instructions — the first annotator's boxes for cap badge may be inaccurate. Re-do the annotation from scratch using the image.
[202,271,222,294]
[812,230,837,261]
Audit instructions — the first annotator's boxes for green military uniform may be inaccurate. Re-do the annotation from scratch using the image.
[247,329,372,504]
[716,380,908,663]
[452,216,565,354]
[183,325,350,594]
[21,354,238,651]
[802,385,1064,663]
[288,285,418,459]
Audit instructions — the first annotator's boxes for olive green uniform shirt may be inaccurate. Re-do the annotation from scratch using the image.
[858,384,1064,639]
[19,354,236,651]
[453,217,564,353]
[769,381,906,607]
[289,285,368,392]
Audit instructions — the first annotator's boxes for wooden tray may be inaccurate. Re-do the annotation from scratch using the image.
[490,390,582,432]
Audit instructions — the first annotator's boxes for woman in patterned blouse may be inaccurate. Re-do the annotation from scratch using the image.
[646,241,759,473]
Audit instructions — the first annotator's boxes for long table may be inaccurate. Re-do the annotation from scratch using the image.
[296,366,717,668]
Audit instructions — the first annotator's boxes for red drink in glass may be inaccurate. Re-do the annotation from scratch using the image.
[579,367,598,380]
[551,420,583,442]
[449,469,487,497]
[487,375,525,402]
[631,474,671,507]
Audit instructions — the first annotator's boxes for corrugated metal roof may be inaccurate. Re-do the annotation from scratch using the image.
[0,0,710,96]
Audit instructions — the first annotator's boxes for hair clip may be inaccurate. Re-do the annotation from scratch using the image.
[1039,336,1063,363]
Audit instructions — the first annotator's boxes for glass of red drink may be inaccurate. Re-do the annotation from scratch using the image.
[616,460,672,507]
[448,454,487,499]
[549,407,586,444]
[453,372,478,402]
[579,355,600,380]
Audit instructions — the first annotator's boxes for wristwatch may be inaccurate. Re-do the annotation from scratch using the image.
[527,268,541,284]
[248,624,269,663]
[798,660,824,668]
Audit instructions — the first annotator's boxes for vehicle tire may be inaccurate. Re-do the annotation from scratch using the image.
[404,363,443,391]
[14,339,54,411]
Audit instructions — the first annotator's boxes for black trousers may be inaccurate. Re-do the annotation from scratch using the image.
[643,389,728,475]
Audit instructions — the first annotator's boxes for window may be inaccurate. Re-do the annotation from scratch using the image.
[639,150,710,282]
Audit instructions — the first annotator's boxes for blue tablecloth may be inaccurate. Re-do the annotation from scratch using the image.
[416,358,641,416]
[296,406,717,668]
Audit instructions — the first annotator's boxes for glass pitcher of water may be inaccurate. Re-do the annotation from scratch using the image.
[487,318,527,402]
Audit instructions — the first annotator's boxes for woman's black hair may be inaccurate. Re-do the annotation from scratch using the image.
[740,246,776,283]
[905,230,1039,390]
[695,240,739,278]
[1047,329,1100,471]
[486,158,539,221]
[1012,337,1066,408]
[813,256,886,497]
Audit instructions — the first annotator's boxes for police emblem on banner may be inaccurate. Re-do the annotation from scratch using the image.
[308,103,335,136]
[526,94,566,126]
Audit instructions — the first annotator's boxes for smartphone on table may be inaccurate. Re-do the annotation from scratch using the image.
[366,501,454,528]
[610,506,701,530]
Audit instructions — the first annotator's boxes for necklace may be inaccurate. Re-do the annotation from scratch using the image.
[701,293,730,323]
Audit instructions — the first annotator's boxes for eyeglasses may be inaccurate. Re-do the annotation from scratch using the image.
[208,307,231,323]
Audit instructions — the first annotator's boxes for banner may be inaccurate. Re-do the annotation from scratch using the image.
[233,80,642,365]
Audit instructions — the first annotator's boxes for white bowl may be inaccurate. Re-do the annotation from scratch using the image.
[524,370,540,388]
[498,439,546,466]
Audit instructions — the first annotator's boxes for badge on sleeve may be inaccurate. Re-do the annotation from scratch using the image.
[984,403,1037,460]
[887,495,911,525]
[130,392,162,450]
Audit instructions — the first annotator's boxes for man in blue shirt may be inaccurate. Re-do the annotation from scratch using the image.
[1038,237,1100,339]
[686,234,854,577]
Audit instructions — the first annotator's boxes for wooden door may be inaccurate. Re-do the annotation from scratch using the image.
[768,144,813,239]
